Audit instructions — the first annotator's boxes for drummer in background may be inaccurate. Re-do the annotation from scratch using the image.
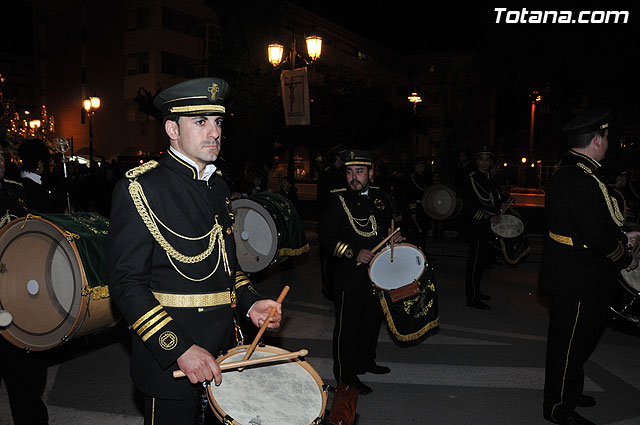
[318,149,403,395]
[18,138,56,213]
[539,107,640,425]
[406,156,431,251]
[0,143,50,425]
[316,148,345,300]
[461,145,506,310]
[107,77,282,425]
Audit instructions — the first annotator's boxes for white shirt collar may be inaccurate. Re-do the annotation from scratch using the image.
[21,171,42,185]
[169,146,217,181]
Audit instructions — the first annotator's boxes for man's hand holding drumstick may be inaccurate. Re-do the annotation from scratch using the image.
[356,227,405,266]
[175,298,282,386]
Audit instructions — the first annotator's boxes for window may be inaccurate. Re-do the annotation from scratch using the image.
[162,7,203,36]
[161,51,204,78]
[126,7,150,31]
[124,52,149,76]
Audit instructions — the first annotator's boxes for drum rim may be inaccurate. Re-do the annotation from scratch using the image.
[231,198,279,273]
[207,344,327,424]
[368,242,426,291]
[422,184,458,220]
[619,271,640,296]
[0,216,89,351]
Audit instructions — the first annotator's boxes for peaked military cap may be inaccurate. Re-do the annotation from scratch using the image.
[340,149,374,167]
[153,77,229,117]
[475,145,495,157]
[562,106,611,136]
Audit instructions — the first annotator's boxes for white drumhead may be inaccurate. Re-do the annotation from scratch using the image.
[210,347,324,425]
[369,244,426,290]
[491,214,524,238]
[621,267,640,293]
[231,198,278,273]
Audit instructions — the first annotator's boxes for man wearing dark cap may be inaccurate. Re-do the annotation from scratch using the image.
[540,107,640,425]
[18,138,55,213]
[318,149,403,395]
[461,145,506,309]
[108,77,282,425]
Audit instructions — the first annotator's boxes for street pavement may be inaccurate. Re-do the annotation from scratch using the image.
[2,223,640,425]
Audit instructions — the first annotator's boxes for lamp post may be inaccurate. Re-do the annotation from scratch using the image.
[83,95,100,170]
[267,31,322,183]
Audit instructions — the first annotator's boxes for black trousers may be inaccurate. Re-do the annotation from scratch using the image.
[543,293,610,420]
[0,338,49,425]
[464,233,493,302]
[332,273,383,384]
[144,389,220,425]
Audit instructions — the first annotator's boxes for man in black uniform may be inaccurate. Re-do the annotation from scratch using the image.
[406,156,430,251]
[108,78,282,425]
[462,145,505,309]
[0,144,50,425]
[318,149,402,395]
[540,107,640,425]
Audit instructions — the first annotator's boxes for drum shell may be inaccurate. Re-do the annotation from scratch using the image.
[0,214,118,351]
[231,192,308,273]
[422,184,461,221]
[611,270,640,325]
[207,344,327,425]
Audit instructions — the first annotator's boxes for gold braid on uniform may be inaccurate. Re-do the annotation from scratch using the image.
[470,173,494,205]
[128,179,231,281]
[337,194,378,237]
[577,163,624,227]
[0,211,17,229]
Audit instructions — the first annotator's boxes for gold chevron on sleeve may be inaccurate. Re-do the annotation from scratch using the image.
[132,305,163,331]
[607,242,626,262]
[141,317,173,342]
[235,271,251,289]
[136,311,168,337]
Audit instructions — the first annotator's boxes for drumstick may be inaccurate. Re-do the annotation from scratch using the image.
[172,349,308,379]
[390,219,395,263]
[242,285,289,363]
[356,227,401,266]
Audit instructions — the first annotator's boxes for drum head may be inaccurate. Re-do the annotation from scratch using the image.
[209,345,325,425]
[0,218,85,350]
[369,244,426,291]
[422,184,458,220]
[232,198,279,273]
[620,267,640,294]
[491,214,524,238]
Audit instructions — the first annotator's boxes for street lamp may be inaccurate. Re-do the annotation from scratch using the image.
[267,31,322,69]
[408,92,422,112]
[83,95,101,169]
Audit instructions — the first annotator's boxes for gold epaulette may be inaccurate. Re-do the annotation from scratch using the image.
[125,160,159,179]
[3,178,22,186]
[330,188,346,193]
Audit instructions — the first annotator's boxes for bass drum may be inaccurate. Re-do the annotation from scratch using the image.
[232,192,309,273]
[610,268,640,326]
[422,184,461,221]
[207,344,328,425]
[0,213,119,351]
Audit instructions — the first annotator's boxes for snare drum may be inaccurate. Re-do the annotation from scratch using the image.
[611,268,640,325]
[207,345,327,425]
[0,213,119,350]
[368,243,426,291]
[491,213,530,265]
[422,184,461,220]
[232,192,309,273]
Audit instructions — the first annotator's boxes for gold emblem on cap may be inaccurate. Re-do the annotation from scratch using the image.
[350,151,355,159]
[208,83,220,101]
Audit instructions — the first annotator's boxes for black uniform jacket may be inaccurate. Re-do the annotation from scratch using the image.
[318,187,399,284]
[539,150,632,298]
[0,178,28,224]
[461,169,502,236]
[108,152,260,399]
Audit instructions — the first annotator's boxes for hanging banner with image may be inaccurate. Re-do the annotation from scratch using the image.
[280,67,310,126]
